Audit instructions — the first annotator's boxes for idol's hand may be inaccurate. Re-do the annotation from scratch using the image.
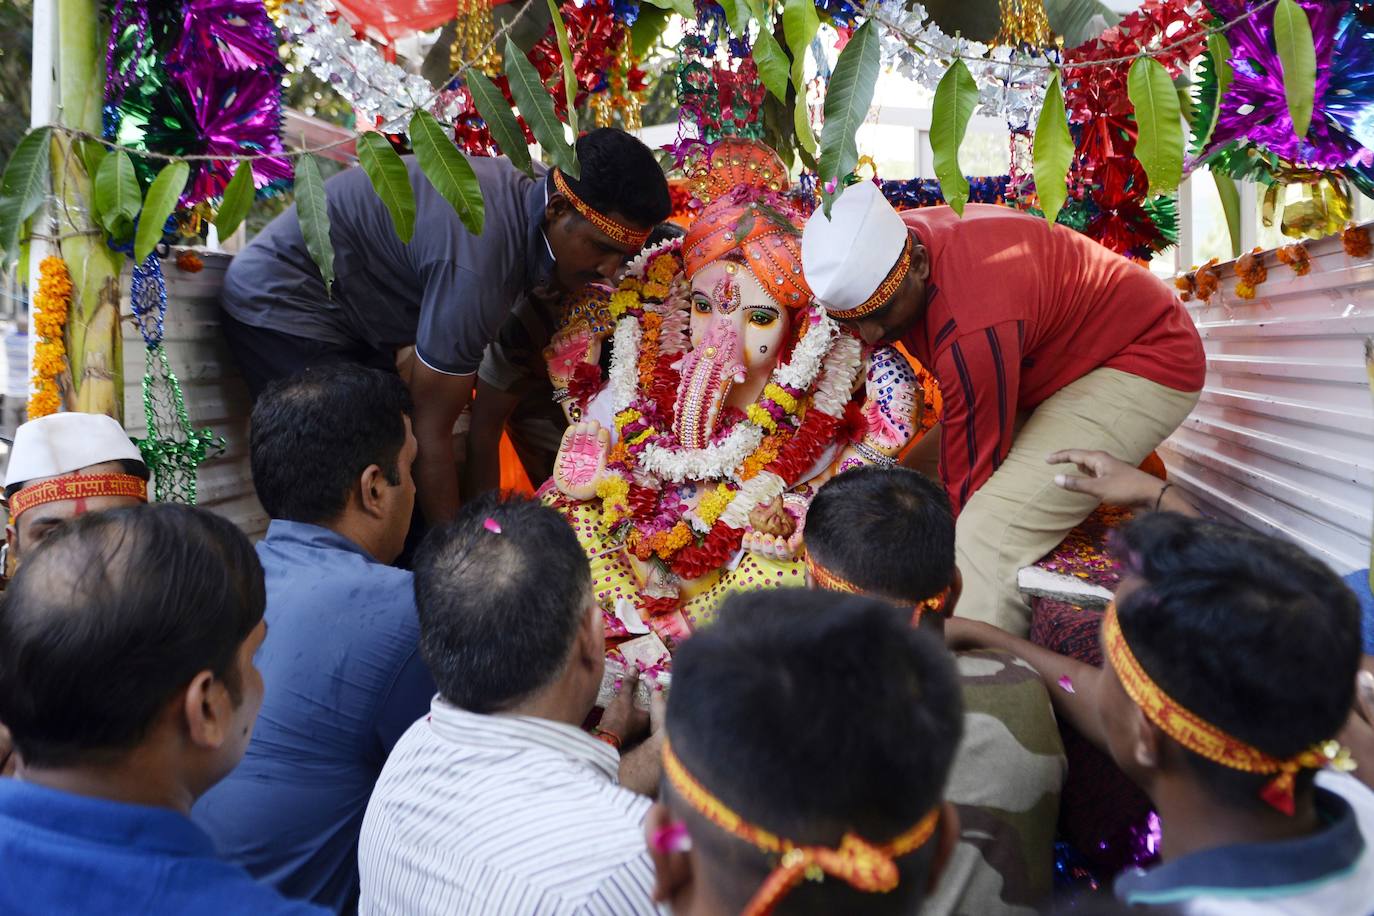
[554,421,610,502]
[544,322,601,387]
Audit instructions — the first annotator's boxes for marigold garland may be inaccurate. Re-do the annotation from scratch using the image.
[1276,244,1311,277]
[28,256,72,420]
[1343,224,1372,259]
[1234,248,1269,300]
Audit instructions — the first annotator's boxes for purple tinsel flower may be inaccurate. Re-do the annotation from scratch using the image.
[169,0,281,73]
[178,67,292,206]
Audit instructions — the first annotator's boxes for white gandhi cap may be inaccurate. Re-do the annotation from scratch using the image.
[5,412,144,489]
[802,181,910,318]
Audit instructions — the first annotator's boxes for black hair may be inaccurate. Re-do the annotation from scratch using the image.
[647,222,686,246]
[805,466,954,605]
[250,363,412,525]
[1113,513,1361,808]
[666,589,963,914]
[413,491,591,713]
[0,503,266,768]
[4,457,149,502]
[561,128,671,229]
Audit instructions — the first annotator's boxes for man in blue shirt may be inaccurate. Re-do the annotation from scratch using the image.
[0,504,324,915]
[193,363,434,912]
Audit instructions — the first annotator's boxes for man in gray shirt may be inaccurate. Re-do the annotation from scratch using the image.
[220,128,670,525]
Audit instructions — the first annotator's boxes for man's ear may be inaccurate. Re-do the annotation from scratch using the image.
[946,565,964,617]
[545,193,573,227]
[4,525,15,577]
[577,601,603,671]
[1134,708,1164,772]
[911,240,931,281]
[358,464,387,519]
[645,802,695,906]
[182,669,233,750]
[926,800,961,894]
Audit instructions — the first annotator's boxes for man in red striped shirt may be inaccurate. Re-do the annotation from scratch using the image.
[802,182,1204,634]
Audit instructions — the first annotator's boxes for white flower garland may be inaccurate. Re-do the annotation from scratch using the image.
[719,472,786,529]
[774,306,840,391]
[639,423,766,483]
[607,316,642,415]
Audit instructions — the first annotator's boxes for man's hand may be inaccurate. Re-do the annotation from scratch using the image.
[599,668,650,749]
[1047,449,1197,515]
[1340,666,1374,791]
[614,671,667,798]
[943,616,1012,654]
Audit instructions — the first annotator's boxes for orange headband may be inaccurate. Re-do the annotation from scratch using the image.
[1103,602,1349,815]
[828,233,913,321]
[663,738,939,916]
[806,554,951,626]
[9,472,148,520]
[552,169,651,249]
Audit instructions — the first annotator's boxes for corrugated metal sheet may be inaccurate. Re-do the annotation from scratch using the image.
[121,250,268,539]
[1158,226,1374,574]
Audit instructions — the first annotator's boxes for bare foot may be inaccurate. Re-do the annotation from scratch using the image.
[555,421,611,501]
[742,528,796,561]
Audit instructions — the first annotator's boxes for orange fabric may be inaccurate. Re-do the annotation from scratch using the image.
[663,739,938,916]
[681,140,811,310]
[1138,451,1167,481]
[1103,603,1333,815]
[498,432,534,495]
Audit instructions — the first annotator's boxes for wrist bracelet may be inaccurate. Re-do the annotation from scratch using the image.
[551,387,571,404]
[593,727,622,750]
[1154,483,1173,513]
[852,439,897,468]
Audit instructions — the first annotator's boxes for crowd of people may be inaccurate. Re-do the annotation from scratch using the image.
[1,123,1373,915]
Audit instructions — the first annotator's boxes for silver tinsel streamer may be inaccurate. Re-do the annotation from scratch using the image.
[275,0,467,129]
[871,0,1058,131]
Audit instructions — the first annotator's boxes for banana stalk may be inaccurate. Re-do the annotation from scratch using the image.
[54,0,124,420]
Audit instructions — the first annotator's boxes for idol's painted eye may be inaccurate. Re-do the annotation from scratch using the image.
[748,308,778,327]
[693,297,713,314]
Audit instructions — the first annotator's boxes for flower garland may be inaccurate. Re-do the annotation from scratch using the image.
[28,256,72,420]
[1235,247,1269,299]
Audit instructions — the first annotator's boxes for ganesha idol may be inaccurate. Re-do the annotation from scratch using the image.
[537,140,923,661]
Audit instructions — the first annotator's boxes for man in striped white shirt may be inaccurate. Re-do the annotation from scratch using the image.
[358,493,662,915]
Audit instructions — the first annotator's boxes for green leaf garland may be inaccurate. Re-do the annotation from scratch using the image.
[411,110,486,236]
[1273,0,1316,139]
[134,161,189,264]
[1127,57,1184,196]
[0,127,53,269]
[545,0,580,139]
[95,151,142,240]
[357,133,417,243]
[466,72,534,177]
[784,0,820,155]
[213,163,257,242]
[818,19,880,213]
[931,60,977,216]
[505,36,579,179]
[1032,72,1073,226]
[294,154,335,296]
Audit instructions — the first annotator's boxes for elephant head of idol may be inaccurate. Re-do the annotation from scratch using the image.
[674,141,812,450]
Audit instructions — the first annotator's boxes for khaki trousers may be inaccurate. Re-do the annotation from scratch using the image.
[949,368,1200,635]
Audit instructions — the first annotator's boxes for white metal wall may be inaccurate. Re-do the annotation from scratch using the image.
[1158,226,1374,574]
[121,250,268,539]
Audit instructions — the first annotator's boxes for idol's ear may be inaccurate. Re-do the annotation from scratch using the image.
[927,801,961,893]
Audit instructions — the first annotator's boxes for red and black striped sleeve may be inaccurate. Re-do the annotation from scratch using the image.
[934,319,1023,516]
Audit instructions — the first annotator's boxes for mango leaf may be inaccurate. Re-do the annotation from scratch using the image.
[294,155,335,297]
[818,19,880,212]
[77,139,108,186]
[784,0,820,155]
[0,127,52,268]
[466,72,534,177]
[1197,33,1232,149]
[1273,0,1316,139]
[749,1,791,104]
[1032,73,1073,226]
[134,161,189,263]
[356,132,417,244]
[1213,171,1242,257]
[95,151,142,239]
[1127,57,1183,196]
[630,4,672,59]
[411,110,486,236]
[504,36,579,179]
[931,60,978,216]
[714,0,751,38]
[213,162,257,241]
[641,0,693,19]
[544,0,580,138]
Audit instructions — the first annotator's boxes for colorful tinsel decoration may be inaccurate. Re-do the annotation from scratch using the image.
[105,0,291,210]
[528,0,646,127]
[881,175,1013,209]
[129,253,225,504]
[28,257,72,421]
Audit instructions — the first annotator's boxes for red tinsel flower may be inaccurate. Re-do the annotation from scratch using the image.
[840,398,867,444]
[638,595,682,618]
[672,524,746,580]
[568,360,604,409]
